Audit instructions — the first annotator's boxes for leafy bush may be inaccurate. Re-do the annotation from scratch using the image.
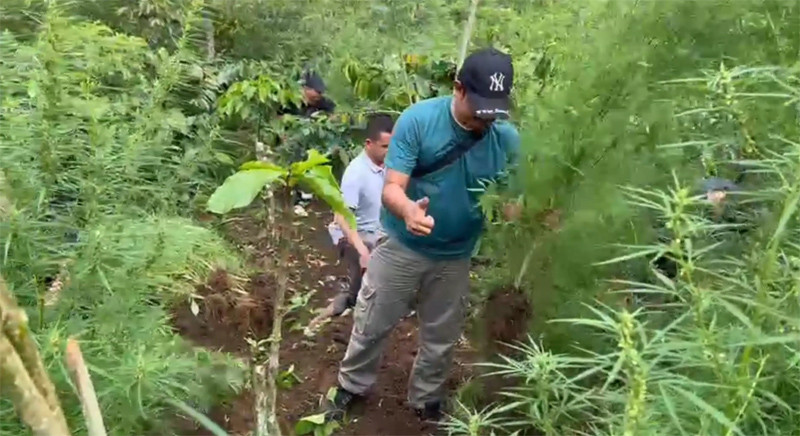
[450,65,800,435]
[450,1,800,434]
[0,3,246,435]
[476,0,800,354]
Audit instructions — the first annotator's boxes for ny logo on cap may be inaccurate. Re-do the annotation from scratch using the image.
[489,72,505,92]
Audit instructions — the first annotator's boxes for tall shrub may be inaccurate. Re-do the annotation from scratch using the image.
[476,0,800,353]
[449,64,800,436]
[0,3,245,435]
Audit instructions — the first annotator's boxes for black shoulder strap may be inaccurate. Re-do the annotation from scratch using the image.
[410,129,489,179]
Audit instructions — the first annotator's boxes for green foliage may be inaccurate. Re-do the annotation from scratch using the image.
[475,0,800,355]
[452,1,800,432]
[341,54,456,111]
[207,150,356,229]
[217,75,301,123]
[0,2,246,435]
[206,164,286,214]
[294,412,339,436]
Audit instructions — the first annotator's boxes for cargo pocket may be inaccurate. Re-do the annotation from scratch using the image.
[375,234,390,249]
[354,275,378,336]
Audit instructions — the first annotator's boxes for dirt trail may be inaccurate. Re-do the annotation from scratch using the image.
[171,202,477,436]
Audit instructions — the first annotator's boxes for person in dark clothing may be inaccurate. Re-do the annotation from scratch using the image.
[276,69,337,205]
[278,70,336,118]
[653,176,747,279]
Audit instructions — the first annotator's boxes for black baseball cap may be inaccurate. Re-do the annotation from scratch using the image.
[698,177,739,194]
[457,47,514,119]
[301,70,326,94]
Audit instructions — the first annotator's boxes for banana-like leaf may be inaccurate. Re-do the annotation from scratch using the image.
[207,168,286,214]
[240,160,284,171]
[295,165,356,229]
[289,149,329,177]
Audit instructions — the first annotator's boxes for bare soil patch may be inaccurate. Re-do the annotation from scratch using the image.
[171,201,476,435]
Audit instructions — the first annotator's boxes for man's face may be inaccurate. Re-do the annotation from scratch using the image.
[453,82,496,133]
[365,132,392,165]
[302,86,322,105]
[707,190,727,205]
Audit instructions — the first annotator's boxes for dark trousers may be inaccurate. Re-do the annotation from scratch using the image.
[337,238,365,303]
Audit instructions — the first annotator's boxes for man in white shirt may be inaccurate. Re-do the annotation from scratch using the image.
[327,113,394,315]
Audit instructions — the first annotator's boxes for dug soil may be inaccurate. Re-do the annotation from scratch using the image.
[482,286,532,355]
[171,201,480,436]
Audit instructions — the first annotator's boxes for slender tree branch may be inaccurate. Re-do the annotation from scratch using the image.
[458,0,481,68]
[65,337,107,436]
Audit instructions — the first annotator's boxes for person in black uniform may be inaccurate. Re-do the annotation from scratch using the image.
[653,176,750,279]
[276,69,338,204]
[278,69,336,118]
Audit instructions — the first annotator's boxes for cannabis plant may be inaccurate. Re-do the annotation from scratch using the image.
[1,2,246,435]
[447,57,800,436]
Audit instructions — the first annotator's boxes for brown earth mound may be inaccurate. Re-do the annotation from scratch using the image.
[483,286,533,353]
[173,268,274,354]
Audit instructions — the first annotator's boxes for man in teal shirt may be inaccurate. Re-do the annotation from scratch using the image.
[324,47,520,424]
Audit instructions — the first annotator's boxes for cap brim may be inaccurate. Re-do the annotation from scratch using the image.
[467,92,510,119]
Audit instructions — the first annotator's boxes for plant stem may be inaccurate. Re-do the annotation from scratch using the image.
[254,185,288,436]
[457,0,480,68]
[0,276,66,421]
[253,358,269,436]
[0,171,11,219]
[265,187,294,436]
[0,275,70,436]
[65,337,107,436]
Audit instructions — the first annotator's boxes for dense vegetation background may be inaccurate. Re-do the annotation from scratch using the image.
[2,0,800,435]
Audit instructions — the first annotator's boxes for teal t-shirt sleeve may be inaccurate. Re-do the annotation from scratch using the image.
[385,110,420,175]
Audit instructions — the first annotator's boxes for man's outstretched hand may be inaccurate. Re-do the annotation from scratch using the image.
[404,197,435,236]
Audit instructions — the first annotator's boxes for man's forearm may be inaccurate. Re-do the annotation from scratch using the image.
[334,213,368,255]
[382,183,412,221]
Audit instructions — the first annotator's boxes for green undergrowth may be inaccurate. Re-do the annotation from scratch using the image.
[0,3,248,435]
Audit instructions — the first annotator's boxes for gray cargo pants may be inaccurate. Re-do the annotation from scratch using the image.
[337,236,470,407]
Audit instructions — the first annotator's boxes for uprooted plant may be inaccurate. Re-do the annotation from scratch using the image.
[206,149,355,436]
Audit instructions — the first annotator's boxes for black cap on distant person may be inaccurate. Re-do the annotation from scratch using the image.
[457,47,514,119]
[301,70,326,94]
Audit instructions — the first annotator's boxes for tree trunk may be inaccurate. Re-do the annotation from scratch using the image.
[203,10,215,60]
